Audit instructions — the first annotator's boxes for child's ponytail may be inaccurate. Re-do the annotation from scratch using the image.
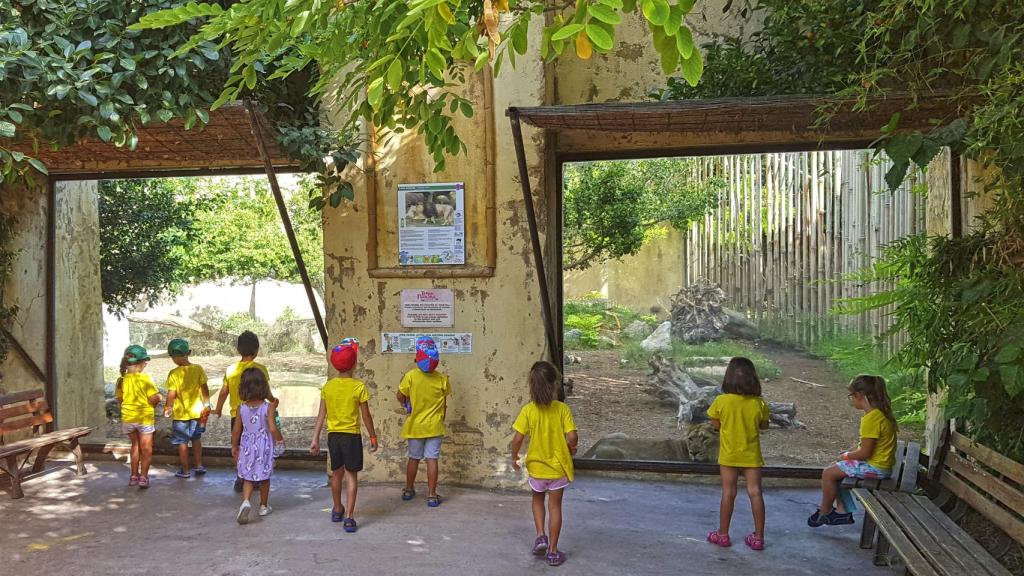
[850,375,896,427]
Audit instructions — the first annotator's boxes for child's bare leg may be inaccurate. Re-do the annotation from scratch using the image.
[532,491,547,536]
[426,458,439,496]
[129,431,141,476]
[718,465,739,535]
[193,439,204,469]
[242,479,254,503]
[330,469,344,513]
[344,468,359,518]
[743,467,765,538]
[547,488,565,553]
[405,458,420,490]
[259,479,270,507]
[139,433,154,477]
[177,443,190,473]
[819,465,846,514]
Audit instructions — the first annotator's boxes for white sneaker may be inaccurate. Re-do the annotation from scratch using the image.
[237,500,252,525]
[258,505,273,517]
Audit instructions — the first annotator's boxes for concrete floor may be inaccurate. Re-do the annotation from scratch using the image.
[1,461,900,575]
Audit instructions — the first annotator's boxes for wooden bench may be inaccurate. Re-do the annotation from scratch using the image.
[853,424,1021,576]
[0,389,92,499]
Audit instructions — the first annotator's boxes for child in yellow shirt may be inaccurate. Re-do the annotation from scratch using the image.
[809,374,897,528]
[213,330,277,492]
[309,338,378,533]
[396,336,451,507]
[706,357,770,551]
[162,338,210,479]
[115,345,162,489]
[511,361,578,567]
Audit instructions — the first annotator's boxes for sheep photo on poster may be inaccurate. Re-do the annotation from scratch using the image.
[398,182,466,265]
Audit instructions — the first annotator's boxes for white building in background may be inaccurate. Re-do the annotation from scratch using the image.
[102,279,324,366]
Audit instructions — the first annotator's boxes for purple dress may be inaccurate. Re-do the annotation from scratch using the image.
[237,401,274,482]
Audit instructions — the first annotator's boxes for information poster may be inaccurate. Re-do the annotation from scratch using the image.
[401,289,454,328]
[398,182,465,265]
[382,332,472,354]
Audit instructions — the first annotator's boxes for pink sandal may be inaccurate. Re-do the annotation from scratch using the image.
[707,530,731,547]
[128,475,140,487]
[138,476,150,489]
[744,533,764,551]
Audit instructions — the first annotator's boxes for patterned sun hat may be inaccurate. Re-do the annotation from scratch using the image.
[415,336,439,373]
[330,337,359,372]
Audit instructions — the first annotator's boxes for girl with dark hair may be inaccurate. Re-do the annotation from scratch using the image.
[706,357,770,551]
[808,375,898,528]
[510,361,579,567]
[231,367,282,524]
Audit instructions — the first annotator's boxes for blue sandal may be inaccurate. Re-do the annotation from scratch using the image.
[401,488,416,501]
[427,495,442,507]
[343,518,358,533]
[331,506,345,523]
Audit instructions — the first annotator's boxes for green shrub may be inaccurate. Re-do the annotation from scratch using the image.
[565,313,605,349]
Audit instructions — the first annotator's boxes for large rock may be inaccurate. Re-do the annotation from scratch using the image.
[640,321,673,352]
[624,320,652,339]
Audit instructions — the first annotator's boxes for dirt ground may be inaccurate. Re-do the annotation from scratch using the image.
[564,342,920,468]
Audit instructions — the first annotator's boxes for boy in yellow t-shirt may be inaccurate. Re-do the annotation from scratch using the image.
[162,338,210,479]
[309,338,378,533]
[396,336,451,507]
[706,357,770,551]
[511,361,578,567]
[115,345,163,489]
[213,330,276,492]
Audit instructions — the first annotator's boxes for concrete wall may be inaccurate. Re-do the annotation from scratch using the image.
[0,181,103,436]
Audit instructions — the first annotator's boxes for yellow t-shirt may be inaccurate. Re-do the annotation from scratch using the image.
[322,377,370,434]
[512,401,577,481]
[707,393,769,468]
[860,408,897,471]
[225,360,269,418]
[399,369,450,439]
[119,373,159,426]
[166,364,208,421]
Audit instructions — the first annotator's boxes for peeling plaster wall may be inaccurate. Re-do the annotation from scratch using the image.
[323,20,549,488]
[0,181,103,436]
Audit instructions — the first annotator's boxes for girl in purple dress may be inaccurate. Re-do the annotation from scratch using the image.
[231,367,282,524]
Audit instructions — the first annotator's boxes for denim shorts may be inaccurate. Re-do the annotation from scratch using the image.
[122,422,155,435]
[170,419,203,445]
[407,436,443,460]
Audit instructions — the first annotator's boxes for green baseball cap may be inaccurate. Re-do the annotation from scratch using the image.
[167,338,191,357]
[123,344,150,364]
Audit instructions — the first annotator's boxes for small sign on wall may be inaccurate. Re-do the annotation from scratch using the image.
[382,332,472,354]
[400,289,454,328]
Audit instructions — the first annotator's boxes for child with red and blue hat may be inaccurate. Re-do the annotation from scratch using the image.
[396,336,451,507]
[309,338,378,532]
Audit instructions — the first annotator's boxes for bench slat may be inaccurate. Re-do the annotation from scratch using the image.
[0,427,92,458]
[0,399,48,422]
[907,493,1013,576]
[948,453,1024,519]
[880,492,989,576]
[0,390,45,407]
[882,440,907,491]
[940,471,1024,547]
[0,413,54,435]
[900,441,921,492]
[951,432,1024,485]
[853,488,941,576]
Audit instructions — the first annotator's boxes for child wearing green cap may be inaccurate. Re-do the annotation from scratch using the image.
[115,344,162,489]
[163,338,211,479]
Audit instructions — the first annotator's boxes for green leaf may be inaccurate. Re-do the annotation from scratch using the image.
[881,112,901,135]
[426,48,447,78]
[586,23,615,51]
[665,5,683,37]
[675,26,694,58]
[588,4,622,25]
[884,132,923,163]
[995,345,1021,364]
[6,110,22,123]
[1000,365,1024,397]
[120,57,136,71]
[0,121,15,138]
[156,109,174,123]
[79,91,98,106]
[551,23,585,42]
[641,0,670,26]
[459,100,474,118]
[97,126,113,142]
[291,11,310,36]
[129,2,225,30]
[599,0,624,8]
[27,158,47,175]
[367,77,384,111]
[75,40,92,52]
[386,59,404,92]
[660,42,679,74]
[339,181,355,201]
[243,66,257,89]
[885,160,910,191]
[911,138,941,169]
[680,48,703,86]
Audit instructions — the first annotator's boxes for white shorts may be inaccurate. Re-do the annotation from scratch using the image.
[122,422,155,435]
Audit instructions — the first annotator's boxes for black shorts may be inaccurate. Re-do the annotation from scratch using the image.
[328,433,363,472]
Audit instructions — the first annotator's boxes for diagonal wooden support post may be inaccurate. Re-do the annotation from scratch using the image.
[244,100,330,352]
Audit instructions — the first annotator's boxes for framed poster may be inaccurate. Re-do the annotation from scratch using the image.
[381,332,472,354]
[398,182,465,265]
[400,289,454,328]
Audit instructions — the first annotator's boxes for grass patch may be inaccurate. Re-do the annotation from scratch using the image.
[808,334,926,427]
[620,338,781,379]
[563,295,657,350]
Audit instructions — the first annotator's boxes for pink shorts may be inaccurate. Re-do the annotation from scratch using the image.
[528,476,570,493]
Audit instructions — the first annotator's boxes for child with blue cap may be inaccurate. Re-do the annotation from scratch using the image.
[396,336,451,507]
